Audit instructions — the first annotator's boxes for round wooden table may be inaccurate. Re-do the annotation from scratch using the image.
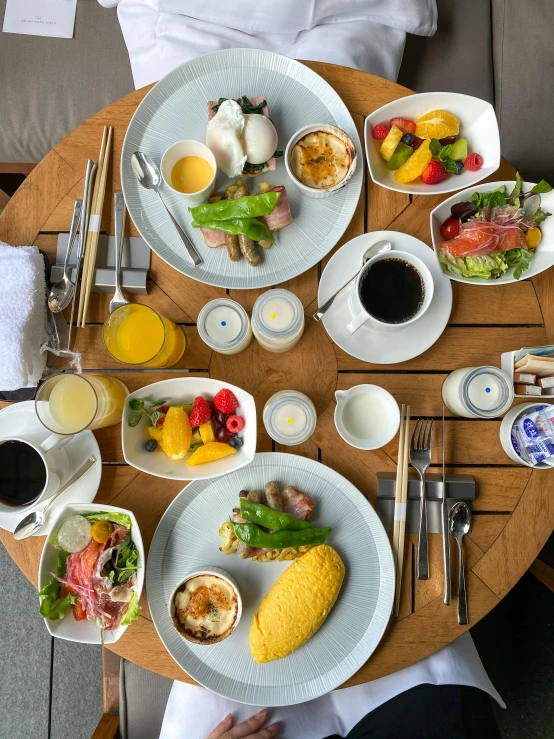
[1,62,553,688]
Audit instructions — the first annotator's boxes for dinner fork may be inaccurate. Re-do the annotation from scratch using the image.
[410,418,434,580]
[109,190,130,314]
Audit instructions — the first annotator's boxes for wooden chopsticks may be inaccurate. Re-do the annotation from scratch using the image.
[77,125,113,327]
[393,403,410,616]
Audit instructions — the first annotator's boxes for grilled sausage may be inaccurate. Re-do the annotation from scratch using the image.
[238,234,261,266]
[247,490,263,504]
[264,481,283,511]
[237,542,253,559]
[225,234,241,261]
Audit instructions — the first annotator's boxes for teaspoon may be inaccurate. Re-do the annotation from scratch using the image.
[449,501,471,625]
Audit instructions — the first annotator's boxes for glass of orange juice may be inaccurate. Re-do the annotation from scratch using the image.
[35,373,129,435]
[103,304,185,367]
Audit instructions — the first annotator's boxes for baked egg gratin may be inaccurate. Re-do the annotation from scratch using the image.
[290,126,356,190]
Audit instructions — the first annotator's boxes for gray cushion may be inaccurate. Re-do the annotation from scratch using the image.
[0,0,134,163]
[119,659,172,739]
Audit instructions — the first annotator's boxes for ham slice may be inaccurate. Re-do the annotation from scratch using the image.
[261,186,292,232]
[281,486,314,520]
[200,226,226,248]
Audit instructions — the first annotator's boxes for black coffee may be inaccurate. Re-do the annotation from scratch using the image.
[359,258,425,324]
[0,440,47,507]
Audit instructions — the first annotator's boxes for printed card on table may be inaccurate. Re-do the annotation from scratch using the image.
[3,0,77,39]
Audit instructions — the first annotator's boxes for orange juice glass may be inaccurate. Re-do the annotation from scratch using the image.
[103,304,185,367]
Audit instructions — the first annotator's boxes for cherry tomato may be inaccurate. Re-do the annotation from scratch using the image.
[440,217,460,240]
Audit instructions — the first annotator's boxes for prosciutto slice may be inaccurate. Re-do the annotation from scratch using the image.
[260,186,292,232]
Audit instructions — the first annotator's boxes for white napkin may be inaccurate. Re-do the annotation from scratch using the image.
[0,243,47,391]
[159,632,504,739]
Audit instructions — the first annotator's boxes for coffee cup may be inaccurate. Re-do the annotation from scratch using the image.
[346,250,434,335]
[0,433,71,514]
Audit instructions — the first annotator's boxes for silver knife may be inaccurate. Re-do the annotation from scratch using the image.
[442,404,451,605]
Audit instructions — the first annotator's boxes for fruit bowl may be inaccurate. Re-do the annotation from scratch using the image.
[364,92,500,195]
[430,181,554,285]
[121,378,257,481]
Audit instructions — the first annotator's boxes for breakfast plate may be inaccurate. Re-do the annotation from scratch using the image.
[146,453,394,705]
[0,402,101,535]
[319,230,453,364]
[121,48,362,290]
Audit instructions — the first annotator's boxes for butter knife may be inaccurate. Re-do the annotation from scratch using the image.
[442,405,451,605]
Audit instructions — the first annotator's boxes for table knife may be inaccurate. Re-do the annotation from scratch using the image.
[442,405,451,605]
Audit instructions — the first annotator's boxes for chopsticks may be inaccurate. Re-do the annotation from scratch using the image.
[393,403,410,616]
[77,125,113,327]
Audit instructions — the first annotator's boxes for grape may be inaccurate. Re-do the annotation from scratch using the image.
[215,425,233,443]
[214,409,228,426]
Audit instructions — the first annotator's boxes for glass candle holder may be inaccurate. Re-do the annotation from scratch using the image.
[442,366,514,418]
[197,299,252,355]
[263,390,317,446]
[252,289,305,354]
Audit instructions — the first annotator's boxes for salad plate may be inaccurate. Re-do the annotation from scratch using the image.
[319,231,452,365]
[146,453,394,705]
[431,180,554,284]
[121,48,362,289]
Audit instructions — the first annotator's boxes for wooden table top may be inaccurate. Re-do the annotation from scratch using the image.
[1,61,553,689]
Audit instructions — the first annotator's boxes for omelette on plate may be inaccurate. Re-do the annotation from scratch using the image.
[249,544,345,663]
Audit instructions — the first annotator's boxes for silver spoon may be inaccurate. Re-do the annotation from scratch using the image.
[313,240,392,321]
[13,456,97,540]
[449,501,471,625]
[109,191,130,313]
[131,151,203,267]
[48,199,82,312]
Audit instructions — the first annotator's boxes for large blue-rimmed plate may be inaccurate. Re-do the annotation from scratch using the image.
[121,49,362,290]
[146,452,394,705]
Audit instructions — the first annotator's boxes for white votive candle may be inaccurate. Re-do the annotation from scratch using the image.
[197,299,252,355]
[252,289,305,353]
[263,390,317,446]
[442,366,514,418]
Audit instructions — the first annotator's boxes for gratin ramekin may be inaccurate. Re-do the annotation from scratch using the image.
[168,567,242,645]
[285,123,357,199]
[160,140,217,206]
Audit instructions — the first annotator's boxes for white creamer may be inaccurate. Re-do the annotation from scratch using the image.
[334,384,400,450]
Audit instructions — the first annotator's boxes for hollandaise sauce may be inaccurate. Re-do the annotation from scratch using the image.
[171,156,213,194]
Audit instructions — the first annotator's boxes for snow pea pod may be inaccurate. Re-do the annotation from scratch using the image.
[232,522,331,549]
[189,192,280,223]
[239,499,311,532]
[190,217,275,244]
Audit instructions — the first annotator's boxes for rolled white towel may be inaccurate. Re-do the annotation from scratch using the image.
[0,243,47,391]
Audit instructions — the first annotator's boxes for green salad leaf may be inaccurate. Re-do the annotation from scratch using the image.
[121,592,141,626]
[470,185,507,211]
[439,251,509,280]
[505,247,534,279]
[103,534,140,584]
[531,179,553,194]
[191,217,275,244]
[37,551,76,620]
[85,511,132,528]
[190,192,280,223]
[510,172,522,200]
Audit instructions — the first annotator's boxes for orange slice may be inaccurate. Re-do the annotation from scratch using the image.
[161,406,192,460]
[187,442,237,466]
[394,140,432,183]
[414,110,460,140]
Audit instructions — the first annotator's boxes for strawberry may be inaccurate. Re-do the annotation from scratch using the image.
[214,388,239,415]
[372,123,389,140]
[389,117,416,135]
[464,153,483,172]
[226,415,244,433]
[189,396,211,427]
[420,161,449,185]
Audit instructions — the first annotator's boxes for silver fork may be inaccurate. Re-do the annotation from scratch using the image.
[410,418,434,580]
[109,190,130,314]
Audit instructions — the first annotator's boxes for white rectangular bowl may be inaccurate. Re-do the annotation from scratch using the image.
[122,377,257,480]
[365,92,500,195]
[38,503,145,644]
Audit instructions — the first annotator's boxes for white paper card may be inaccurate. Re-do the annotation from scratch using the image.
[3,0,77,39]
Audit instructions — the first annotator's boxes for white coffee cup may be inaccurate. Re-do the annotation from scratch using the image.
[0,433,71,514]
[346,250,434,335]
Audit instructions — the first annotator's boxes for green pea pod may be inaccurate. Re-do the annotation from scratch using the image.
[232,522,331,549]
[191,217,275,245]
[189,192,280,223]
[239,499,311,532]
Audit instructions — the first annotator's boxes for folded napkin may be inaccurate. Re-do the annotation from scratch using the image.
[0,243,47,391]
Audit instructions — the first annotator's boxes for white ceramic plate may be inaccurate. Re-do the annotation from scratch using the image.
[365,92,500,195]
[121,48,362,289]
[0,402,101,535]
[319,231,452,365]
[38,503,145,644]
[431,180,554,284]
[122,377,256,481]
[146,453,394,705]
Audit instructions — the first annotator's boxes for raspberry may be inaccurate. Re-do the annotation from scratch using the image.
[226,415,244,433]
[464,153,483,172]
[420,161,449,185]
[372,123,389,140]
[389,117,416,135]
[213,388,239,415]
[189,396,211,427]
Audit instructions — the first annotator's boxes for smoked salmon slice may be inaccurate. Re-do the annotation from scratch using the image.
[442,220,527,258]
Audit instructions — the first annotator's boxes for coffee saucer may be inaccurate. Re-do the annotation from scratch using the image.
[0,402,102,535]
[319,230,452,364]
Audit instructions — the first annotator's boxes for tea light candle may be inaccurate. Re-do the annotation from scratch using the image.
[263,391,317,446]
[442,366,514,418]
[197,299,252,355]
[252,289,305,353]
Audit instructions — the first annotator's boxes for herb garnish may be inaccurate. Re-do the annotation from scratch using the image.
[127,398,168,427]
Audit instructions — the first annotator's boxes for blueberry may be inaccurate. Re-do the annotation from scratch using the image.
[453,161,464,175]
[401,133,414,146]
[228,436,243,449]
[145,439,158,452]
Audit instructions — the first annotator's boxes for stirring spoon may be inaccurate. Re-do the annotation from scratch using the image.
[48,199,82,312]
[313,240,391,321]
[448,501,471,625]
[13,456,97,540]
[131,151,203,267]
